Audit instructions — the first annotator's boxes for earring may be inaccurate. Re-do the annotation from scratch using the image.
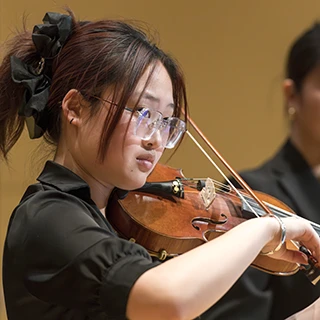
[288,106,296,121]
[69,118,74,124]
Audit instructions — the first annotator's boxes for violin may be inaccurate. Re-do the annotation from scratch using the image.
[107,163,320,284]
[107,112,320,285]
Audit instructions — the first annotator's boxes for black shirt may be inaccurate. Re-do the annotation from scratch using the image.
[3,161,160,320]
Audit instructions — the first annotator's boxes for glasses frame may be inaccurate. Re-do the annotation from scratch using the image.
[124,106,186,149]
[91,96,186,149]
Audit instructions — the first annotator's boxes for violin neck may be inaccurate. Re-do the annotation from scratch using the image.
[241,196,320,237]
[242,196,320,285]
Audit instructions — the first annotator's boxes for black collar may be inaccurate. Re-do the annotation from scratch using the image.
[271,139,310,174]
[37,161,92,199]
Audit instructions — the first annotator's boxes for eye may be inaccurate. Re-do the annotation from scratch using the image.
[159,118,169,129]
[163,111,174,118]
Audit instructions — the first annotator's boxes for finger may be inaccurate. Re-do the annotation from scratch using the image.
[271,248,308,265]
[300,241,320,263]
[283,218,320,260]
[294,227,320,262]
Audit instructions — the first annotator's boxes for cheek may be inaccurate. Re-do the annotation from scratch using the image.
[110,123,134,154]
[300,91,320,119]
[75,115,107,166]
[298,93,320,139]
[106,127,139,170]
[78,127,99,154]
[301,84,320,109]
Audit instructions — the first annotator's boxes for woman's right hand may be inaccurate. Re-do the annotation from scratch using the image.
[261,216,320,265]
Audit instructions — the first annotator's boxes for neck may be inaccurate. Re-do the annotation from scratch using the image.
[54,148,113,212]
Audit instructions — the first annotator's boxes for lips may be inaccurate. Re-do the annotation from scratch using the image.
[136,153,155,172]
[136,153,155,163]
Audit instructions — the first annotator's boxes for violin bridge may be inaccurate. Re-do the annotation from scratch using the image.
[200,178,216,209]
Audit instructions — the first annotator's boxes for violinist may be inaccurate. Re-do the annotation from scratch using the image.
[202,22,320,320]
[1,10,320,320]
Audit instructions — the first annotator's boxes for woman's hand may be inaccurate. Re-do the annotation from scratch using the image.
[261,216,320,265]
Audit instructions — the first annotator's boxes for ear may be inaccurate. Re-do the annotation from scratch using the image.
[283,79,299,110]
[61,89,88,126]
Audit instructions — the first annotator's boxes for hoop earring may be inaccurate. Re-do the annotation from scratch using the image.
[69,118,74,124]
[288,107,296,121]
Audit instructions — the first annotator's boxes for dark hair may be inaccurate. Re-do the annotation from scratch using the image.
[0,11,187,160]
[286,22,320,92]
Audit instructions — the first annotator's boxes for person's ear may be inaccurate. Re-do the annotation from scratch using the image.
[283,79,298,120]
[61,89,88,126]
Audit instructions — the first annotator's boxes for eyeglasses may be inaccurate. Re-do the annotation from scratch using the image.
[125,107,186,149]
[90,95,186,149]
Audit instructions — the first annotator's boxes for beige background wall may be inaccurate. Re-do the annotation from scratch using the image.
[1,1,320,319]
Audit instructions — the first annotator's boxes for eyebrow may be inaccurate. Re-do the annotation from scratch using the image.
[138,91,175,110]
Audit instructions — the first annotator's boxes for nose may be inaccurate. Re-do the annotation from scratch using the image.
[141,129,163,150]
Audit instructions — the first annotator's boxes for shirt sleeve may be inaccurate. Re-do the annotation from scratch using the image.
[8,190,160,319]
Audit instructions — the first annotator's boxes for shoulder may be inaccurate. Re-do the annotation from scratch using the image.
[14,184,95,225]
[228,158,276,192]
[240,163,275,188]
[232,140,294,189]
[21,183,91,209]
[238,141,293,191]
[6,185,105,255]
[225,145,293,202]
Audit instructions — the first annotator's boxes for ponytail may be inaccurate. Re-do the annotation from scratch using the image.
[0,12,73,160]
[0,30,37,160]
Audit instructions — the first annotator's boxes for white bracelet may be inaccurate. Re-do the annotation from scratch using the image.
[260,215,286,256]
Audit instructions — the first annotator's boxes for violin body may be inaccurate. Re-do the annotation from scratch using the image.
[107,163,301,276]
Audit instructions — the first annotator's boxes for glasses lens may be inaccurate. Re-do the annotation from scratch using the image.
[160,117,186,149]
[135,108,161,139]
[135,108,185,148]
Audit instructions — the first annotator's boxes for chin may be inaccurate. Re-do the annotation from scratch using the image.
[118,173,147,191]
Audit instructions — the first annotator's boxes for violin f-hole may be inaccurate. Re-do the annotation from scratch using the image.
[192,214,228,230]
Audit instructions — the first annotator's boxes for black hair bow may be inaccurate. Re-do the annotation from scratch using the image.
[11,12,72,139]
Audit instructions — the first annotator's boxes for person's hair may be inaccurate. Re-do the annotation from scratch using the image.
[286,22,320,92]
[0,10,187,161]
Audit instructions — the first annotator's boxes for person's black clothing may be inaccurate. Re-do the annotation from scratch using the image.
[3,161,160,320]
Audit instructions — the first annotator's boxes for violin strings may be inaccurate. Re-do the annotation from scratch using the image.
[182,179,320,235]
[186,130,260,218]
[184,130,320,234]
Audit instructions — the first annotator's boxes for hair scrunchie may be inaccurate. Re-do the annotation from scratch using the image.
[11,12,72,139]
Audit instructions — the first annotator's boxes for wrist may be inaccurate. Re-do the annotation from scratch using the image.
[260,215,286,255]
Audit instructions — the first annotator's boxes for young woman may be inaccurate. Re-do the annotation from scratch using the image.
[1,11,319,320]
[204,22,320,320]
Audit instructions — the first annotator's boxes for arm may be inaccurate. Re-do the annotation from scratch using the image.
[127,216,320,320]
[15,190,319,320]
